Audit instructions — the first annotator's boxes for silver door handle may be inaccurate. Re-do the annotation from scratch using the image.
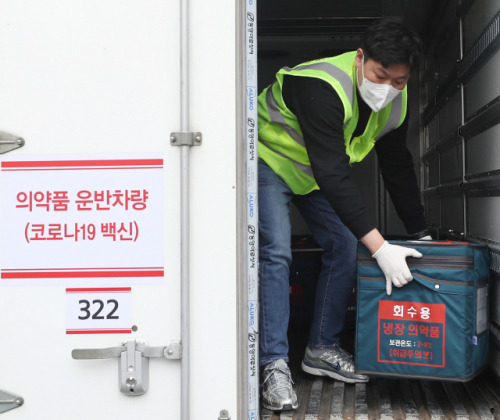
[72,339,181,396]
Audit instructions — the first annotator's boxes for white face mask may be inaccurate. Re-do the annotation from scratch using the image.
[357,56,402,112]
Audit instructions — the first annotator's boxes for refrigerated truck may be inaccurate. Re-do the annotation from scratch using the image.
[0,1,499,419]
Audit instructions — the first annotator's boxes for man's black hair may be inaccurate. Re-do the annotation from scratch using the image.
[360,19,421,69]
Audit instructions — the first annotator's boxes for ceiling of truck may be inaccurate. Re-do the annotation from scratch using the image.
[257,0,435,36]
[256,0,440,85]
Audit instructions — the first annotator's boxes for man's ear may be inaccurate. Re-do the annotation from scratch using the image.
[355,48,364,68]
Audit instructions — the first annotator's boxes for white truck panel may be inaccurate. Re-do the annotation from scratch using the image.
[0,0,238,418]
[189,0,238,417]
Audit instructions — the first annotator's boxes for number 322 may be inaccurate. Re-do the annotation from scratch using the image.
[78,299,119,320]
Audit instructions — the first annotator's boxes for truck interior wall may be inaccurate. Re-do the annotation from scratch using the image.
[417,0,500,379]
[467,126,500,175]
[257,0,500,388]
[464,0,500,51]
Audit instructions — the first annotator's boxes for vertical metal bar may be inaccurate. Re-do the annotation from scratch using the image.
[180,0,190,417]
[442,383,470,420]
[245,0,259,419]
[458,3,467,237]
[378,379,394,420]
[401,380,419,419]
[236,0,249,419]
[355,383,369,420]
[421,382,445,419]
[180,145,190,420]
[305,378,323,417]
[437,115,442,233]
[376,159,385,234]
[330,381,345,420]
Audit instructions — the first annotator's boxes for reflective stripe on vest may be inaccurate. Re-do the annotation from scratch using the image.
[265,85,305,148]
[261,86,315,178]
[260,60,355,177]
[282,61,355,112]
[375,92,403,140]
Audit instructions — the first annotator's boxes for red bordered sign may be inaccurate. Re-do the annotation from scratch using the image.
[66,287,132,334]
[378,300,446,367]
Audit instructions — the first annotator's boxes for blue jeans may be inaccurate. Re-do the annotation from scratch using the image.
[258,159,357,366]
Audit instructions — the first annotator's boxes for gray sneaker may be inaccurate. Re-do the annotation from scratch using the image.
[261,359,298,411]
[301,344,369,383]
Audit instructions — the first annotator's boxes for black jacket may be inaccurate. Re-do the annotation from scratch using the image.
[281,75,426,239]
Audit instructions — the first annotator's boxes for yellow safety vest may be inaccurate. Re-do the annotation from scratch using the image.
[258,51,407,194]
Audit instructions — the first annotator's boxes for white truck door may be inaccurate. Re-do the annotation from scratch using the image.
[0,1,238,419]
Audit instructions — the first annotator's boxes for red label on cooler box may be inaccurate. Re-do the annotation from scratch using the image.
[377,300,446,367]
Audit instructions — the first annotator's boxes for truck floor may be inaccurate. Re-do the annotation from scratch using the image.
[260,370,500,420]
[260,329,500,419]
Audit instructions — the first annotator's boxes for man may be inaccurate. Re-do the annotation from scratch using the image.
[257,20,430,411]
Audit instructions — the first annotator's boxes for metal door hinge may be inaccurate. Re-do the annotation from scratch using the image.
[170,131,202,146]
[0,131,25,154]
[72,339,181,396]
[0,390,24,414]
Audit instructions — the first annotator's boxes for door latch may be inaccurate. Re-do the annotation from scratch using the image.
[0,389,24,414]
[72,339,181,396]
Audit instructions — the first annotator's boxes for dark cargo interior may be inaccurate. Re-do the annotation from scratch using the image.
[257,0,500,418]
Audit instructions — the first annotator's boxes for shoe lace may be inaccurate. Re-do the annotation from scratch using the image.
[262,365,294,391]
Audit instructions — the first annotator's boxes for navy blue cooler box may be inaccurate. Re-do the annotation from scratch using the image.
[355,240,490,381]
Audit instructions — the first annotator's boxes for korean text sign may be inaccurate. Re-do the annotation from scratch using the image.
[378,300,446,367]
[0,156,164,286]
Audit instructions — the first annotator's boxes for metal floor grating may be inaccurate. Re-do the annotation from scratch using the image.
[261,318,500,419]
[260,370,500,420]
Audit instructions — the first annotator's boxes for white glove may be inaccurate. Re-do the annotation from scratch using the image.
[372,241,423,295]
